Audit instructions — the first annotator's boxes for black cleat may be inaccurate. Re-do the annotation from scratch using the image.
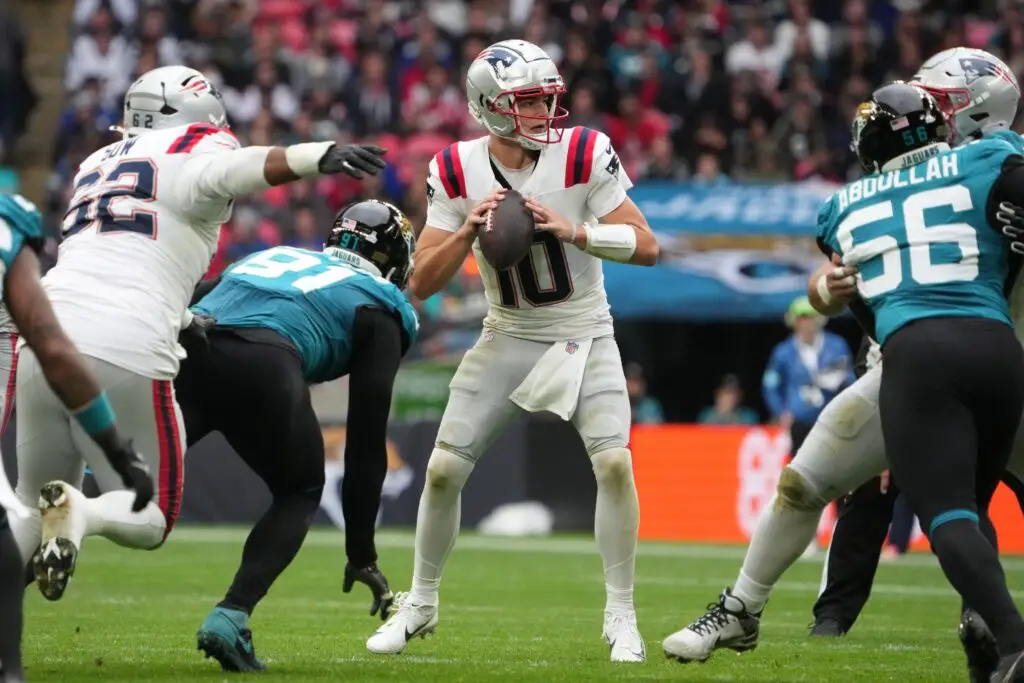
[960,609,999,683]
[992,651,1024,683]
[809,618,846,637]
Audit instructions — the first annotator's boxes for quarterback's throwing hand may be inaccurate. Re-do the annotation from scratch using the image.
[525,198,576,242]
[317,144,388,179]
[463,190,507,233]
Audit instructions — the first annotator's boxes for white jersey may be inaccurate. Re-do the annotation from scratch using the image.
[0,305,13,335]
[425,127,632,342]
[44,123,244,379]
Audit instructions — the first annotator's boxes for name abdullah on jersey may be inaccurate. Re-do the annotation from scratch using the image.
[425,126,631,342]
[43,122,242,379]
[818,130,1023,345]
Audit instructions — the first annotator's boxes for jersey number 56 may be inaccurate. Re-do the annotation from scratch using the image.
[836,184,979,298]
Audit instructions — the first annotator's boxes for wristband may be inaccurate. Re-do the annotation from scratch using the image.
[73,391,117,436]
[285,141,335,177]
[815,273,834,305]
[582,222,637,262]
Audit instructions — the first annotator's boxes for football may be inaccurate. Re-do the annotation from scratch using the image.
[478,189,535,271]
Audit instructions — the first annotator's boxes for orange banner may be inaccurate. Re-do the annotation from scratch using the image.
[632,425,1024,553]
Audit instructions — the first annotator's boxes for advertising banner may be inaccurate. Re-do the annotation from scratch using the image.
[631,425,1024,552]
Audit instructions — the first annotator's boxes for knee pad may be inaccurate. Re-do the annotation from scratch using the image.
[775,466,828,513]
[425,447,475,496]
[591,448,635,492]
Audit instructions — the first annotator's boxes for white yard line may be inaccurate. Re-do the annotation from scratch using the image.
[167,527,1024,571]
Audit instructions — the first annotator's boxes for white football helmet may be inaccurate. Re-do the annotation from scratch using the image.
[912,47,1020,144]
[119,65,228,138]
[465,40,568,150]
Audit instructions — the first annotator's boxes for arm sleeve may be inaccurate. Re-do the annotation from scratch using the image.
[987,153,1024,296]
[340,306,404,567]
[762,346,786,417]
[424,156,465,232]
[587,132,633,219]
[175,131,273,208]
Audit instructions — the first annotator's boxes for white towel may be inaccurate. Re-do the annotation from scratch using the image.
[0,462,28,519]
[510,339,593,421]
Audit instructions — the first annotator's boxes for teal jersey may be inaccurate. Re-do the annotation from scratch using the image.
[818,136,1020,345]
[194,246,419,383]
[0,193,43,292]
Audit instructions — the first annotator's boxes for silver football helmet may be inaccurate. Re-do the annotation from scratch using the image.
[465,40,568,150]
[912,47,1020,144]
[119,65,228,138]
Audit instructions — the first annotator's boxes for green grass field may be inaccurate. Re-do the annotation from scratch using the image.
[20,527,1024,682]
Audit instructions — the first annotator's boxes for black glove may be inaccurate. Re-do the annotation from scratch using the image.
[94,432,154,512]
[343,562,395,620]
[178,313,216,355]
[318,144,387,180]
[996,201,1024,255]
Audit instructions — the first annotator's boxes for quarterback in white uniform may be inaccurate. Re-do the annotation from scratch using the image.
[10,65,388,601]
[366,40,658,662]
[663,48,1024,676]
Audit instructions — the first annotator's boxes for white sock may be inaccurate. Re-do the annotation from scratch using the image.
[409,449,474,606]
[732,494,823,614]
[9,496,39,565]
[84,491,166,550]
[591,448,639,614]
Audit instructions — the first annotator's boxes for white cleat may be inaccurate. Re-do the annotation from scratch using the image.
[604,611,646,663]
[366,592,439,655]
[663,588,761,664]
[33,481,87,602]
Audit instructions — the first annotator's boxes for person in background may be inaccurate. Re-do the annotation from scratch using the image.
[698,374,759,425]
[763,296,853,457]
[626,362,663,425]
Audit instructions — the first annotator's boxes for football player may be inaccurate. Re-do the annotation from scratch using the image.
[365,40,658,662]
[8,65,389,602]
[178,200,418,672]
[0,193,152,683]
[818,82,1024,683]
[663,48,1024,683]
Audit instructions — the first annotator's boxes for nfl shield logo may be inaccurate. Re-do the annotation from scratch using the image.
[566,341,579,354]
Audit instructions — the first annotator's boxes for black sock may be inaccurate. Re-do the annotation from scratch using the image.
[221,494,319,614]
[961,514,1001,618]
[0,513,25,681]
[932,519,1024,652]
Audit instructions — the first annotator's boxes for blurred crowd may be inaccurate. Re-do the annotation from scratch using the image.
[45,0,1024,357]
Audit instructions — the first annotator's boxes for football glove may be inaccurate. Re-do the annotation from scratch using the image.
[95,433,154,512]
[343,562,395,620]
[178,312,216,355]
[318,144,387,180]
[996,201,1024,255]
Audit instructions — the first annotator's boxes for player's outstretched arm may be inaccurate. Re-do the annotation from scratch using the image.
[4,247,154,510]
[525,195,659,266]
[408,191,504,300]
[183,141,387,203]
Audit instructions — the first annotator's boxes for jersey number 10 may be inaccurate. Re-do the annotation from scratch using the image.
[835,184,980,298]
[496,231,574,307]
